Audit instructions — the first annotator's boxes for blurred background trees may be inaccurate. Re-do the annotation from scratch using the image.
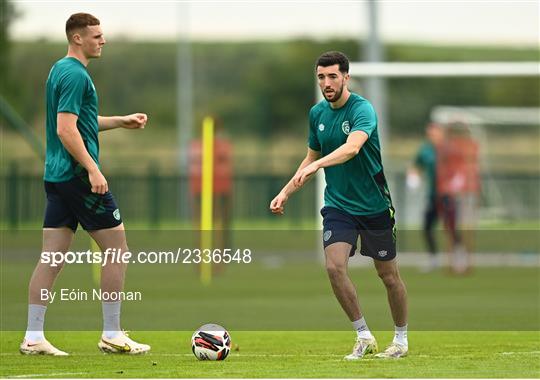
[2,40,538,139]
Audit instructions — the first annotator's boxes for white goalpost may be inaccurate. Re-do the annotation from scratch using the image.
[430,105,540,221]
[348,62,539,77]
[315,61,540,218]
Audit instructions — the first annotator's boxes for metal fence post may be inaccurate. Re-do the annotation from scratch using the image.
[148,163,161,228]
[8,162,19,229]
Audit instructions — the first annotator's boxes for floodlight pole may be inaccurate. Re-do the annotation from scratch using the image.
[177,2,193,219]
[364,0,388,148]
[177,3,193,170]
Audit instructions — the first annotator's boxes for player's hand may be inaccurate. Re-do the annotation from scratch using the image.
[121,113,148,129]
[88,169,108,194]
[293,162,319,188]
[269,192,288,215]
[406,170,421,190]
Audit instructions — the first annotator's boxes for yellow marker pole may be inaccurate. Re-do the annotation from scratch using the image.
[200,117,214,286]
[91,239,101,286]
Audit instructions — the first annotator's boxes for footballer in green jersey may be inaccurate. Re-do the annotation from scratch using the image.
[21,13,150,357]
[409,122,444,268]
[270,51,408,360]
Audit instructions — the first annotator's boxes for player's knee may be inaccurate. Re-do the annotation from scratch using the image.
[53,262,65,272]
[378,270,399,288]
[326,262,346,279]
[43,260,65,273]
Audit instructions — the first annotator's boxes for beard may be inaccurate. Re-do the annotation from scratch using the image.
[322,84,344,103]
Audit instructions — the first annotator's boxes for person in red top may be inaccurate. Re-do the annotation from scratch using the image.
[436,121,480,274]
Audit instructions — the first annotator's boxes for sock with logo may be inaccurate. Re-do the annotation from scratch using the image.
[352,317,373,340]
[102,301,122,340]
[25,304,47,342]
[393,324,408,346]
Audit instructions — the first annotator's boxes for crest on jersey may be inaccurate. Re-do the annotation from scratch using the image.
[342,121,350,135]
[318,123,325,131]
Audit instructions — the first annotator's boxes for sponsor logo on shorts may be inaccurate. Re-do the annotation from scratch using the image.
[113,209,121,221]
[323,230,332,242]
[342,121,350,135]
[318,123,325,131]
[378,250,387,258]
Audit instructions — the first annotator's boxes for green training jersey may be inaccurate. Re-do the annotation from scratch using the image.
[414,141,437,201]
[44,57,99,182]
[308,92,392,215]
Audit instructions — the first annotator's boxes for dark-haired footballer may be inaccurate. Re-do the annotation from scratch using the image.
[270,51,408,359]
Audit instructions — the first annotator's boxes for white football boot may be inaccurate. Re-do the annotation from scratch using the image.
[19,339,69,356]
[98,331,150,355]
[374,342,408,358]
[344,336,378,360]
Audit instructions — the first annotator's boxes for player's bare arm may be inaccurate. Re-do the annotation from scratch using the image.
[293,131,368,187]
[270,147,321,215]
[57,112,108,194]
[98,113,148,131]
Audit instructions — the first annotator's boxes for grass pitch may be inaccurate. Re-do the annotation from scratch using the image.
[2,241,539,377]
[1,331,539,378]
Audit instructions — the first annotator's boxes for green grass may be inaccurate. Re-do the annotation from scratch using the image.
[2,227,539,257]
[2,265,539,331]
[2,245,539,377]
[1,331,539,378]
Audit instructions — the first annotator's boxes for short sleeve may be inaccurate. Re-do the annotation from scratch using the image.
[414,145,426,168]
[57,71,87,116]
[350,101,377,137]
[307,108,321,151]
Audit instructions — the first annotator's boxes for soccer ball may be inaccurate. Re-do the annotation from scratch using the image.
[191,323,231,361]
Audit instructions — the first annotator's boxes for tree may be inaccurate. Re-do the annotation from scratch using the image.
[0,0,19,82]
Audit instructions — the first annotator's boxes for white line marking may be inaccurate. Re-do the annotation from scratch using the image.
[158,353,346,357]
[8,372,87,378]
[4,352,538,378]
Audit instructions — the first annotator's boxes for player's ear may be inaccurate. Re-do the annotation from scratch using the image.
[71,31,83,46]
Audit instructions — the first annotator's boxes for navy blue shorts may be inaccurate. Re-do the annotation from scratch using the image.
[321,206,396,261]
[43,173,122,231]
